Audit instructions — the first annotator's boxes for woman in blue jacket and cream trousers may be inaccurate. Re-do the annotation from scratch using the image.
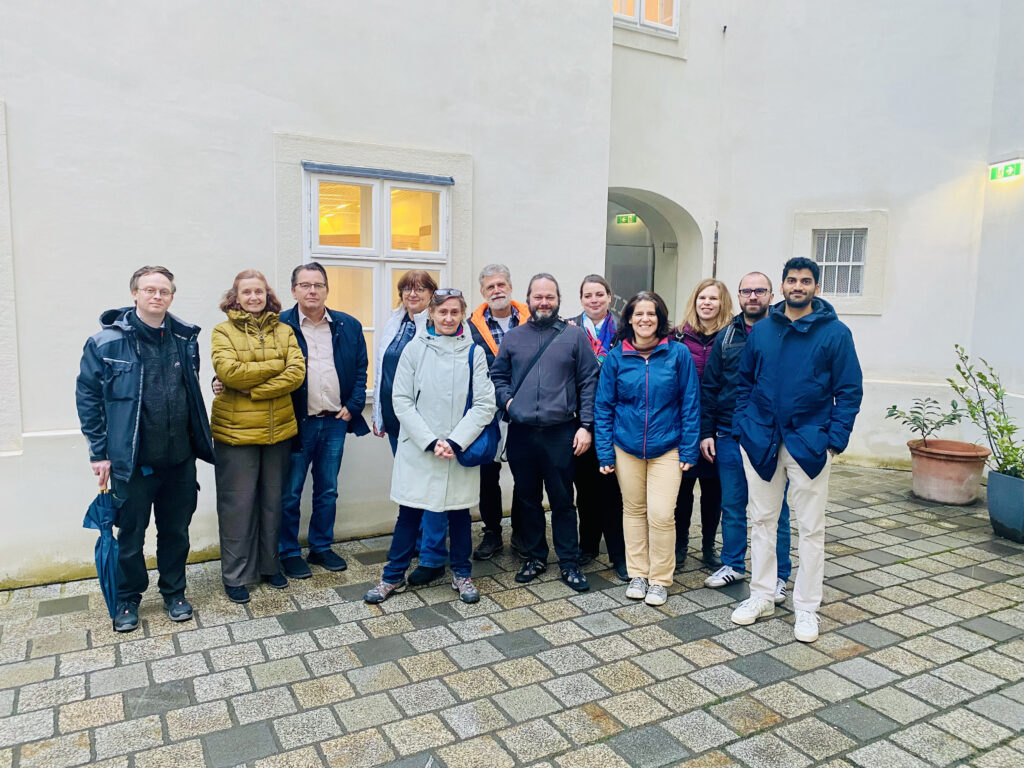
[595,291,701,606]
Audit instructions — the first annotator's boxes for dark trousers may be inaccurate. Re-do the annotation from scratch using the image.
[479,461,524,536]
[111,456,197,603]
[383,506,472,582]
[507,421,580,569]
[675,474,723,552]
[574,444,625,562]
[215,440,290,587]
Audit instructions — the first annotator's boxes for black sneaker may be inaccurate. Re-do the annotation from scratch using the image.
[408,564,446,586]
[225,585,250,603]
[612,560,630,582]
[674,547,688,572]
[308,549,347,572]
[472,530,503,560]
[165,596,193,622]
[281,555,312,579]
[578,550,599,566]
[112,599,140,633]
[265,572,288,589]
[702,548,722,569]
[561,566,590,592]
[515,559,547,583]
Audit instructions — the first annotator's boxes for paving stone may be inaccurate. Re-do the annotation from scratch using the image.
[117,636,176,665]
[208,640,266,671]
[262,631,318,660]
[55,646,116,677]
[444,667,507,701]
[176,626,231,655]
[831,657,901,689]
[847,740,930,768]
[382,713,456,756]
[709,696,784,736]
[313,622,371,649]
[437,735,515,768]
[305,646,362,677]
[274,706,342,748]
[87,662,150,697]
[676,639,736,667]
[726,733,813,768]
[818,701,899,740]
[726,652,796,685]
[890,723,975,766]
[446,639,505,669]
[555,743,632,768]
[661,709,737,753]
[202,722,278,768]
[488,628,551,659]
[964,649,1024,681]
[56,692,121,734]
[0,657,56,689]
[542,672,608,706]
[967,693,1024,731]
[493,683,562,722]
[493,607,548,631]
[0,708,53,749]
[537,646,600,675]
[17,731,91,768]
[866,647,933,676]
[291,672,357,708]
[347,662,410,694]
[839,621,904,648]
[402,626,460,653]
[231,685,297,725]
[496,719,570,762]
[277,607,338,633]
[165,700,233,741]
[16,674,85,712]
[688,664,756,696]
[227,617,285,642]
[971,745,1024,768]
[600,690,670,727]
[334,692,402,731]
[320,728,394,767]
[776,717,855,761]
[440,699,509,739]
[931,661,1004,694]
[899,635,965,664]
[607,724,689,767]
[634,648,694,680]
[749,681,822,717]
[660,614,721,642]
[29,632,88,658]
[36,596,91,618]
[127,739,203,768]
[396,650,458,682]
[896,672,973,707]
[150,651,209,683]
[122,679,191,717]
[390,679,456,716]
[647,678,716,713]
[493,656,553,686]
[858,686,937,724]
[93,714,163,759]
[767,642,832,671]
[193,667,252,702]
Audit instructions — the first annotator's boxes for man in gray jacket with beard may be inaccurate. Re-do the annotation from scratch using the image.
[490,273,599,592]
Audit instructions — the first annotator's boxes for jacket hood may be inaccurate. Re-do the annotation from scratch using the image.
[99,307,201,335]
[768,296,837,332]
[422,327,473,351]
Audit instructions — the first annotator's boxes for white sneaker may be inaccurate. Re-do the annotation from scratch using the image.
[704,565,744,588]
[730,596,774,626]
[625,576,648,600]
[774,578,788,605]
[794,610,820,643]
[644,584,668,606]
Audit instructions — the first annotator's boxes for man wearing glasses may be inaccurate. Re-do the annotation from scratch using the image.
[277,262,369,579]
[76,266,215,631]
[699,272,793,604]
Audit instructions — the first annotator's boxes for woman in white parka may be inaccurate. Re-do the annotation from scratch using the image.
[364,289,496,605]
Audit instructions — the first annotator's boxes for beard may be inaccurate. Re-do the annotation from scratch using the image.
[488,296,510,313]
[742,304,769,322]
[784,293,812,309]
[531,303,560,327]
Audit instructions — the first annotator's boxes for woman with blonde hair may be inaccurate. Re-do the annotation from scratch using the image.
[673,278,734,569]
[211,270,305,603]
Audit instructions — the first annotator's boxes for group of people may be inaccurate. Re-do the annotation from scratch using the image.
[76,255,862,645]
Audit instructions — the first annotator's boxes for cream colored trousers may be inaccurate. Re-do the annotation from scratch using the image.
[614,446,683,587]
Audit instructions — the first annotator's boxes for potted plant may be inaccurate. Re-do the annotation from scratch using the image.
[949,345,1024,542]
[885,396,990,504]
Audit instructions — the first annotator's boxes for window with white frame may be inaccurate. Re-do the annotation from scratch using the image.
[813,228,866,296]
[613,0,679,36]
[303,164,452,385]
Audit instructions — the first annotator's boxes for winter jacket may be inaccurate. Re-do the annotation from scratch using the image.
[674,323,718,380]
[594,338,700,467]
[468,300,530,367]
[76,307,215,483]
[372,306,428,433]
[210,310,306,446]
[732,298,863,481]
[700,313,752,439]
[390,328,496,511]
[490,320,600,427]
[280,305,369,437]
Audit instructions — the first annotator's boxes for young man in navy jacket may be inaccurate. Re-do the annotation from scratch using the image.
[729,258,862,642]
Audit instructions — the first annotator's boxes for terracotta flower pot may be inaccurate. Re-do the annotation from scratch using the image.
[908,439,991,505]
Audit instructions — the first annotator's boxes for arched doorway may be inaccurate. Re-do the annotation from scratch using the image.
[606,188,703,319]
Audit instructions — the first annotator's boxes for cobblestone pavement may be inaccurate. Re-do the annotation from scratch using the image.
[2,467,1024,768]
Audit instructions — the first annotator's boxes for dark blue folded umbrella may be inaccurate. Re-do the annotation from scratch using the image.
[83,490,120,619]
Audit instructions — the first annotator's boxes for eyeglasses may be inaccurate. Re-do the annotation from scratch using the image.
[402,285,428,295]
[433,288,463,298]
[138,287,173,298]
[296,282,327,291]
[738,288,769,297]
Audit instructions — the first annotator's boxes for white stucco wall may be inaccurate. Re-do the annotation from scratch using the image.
[0,0,613,586]
[609,0,1022,467]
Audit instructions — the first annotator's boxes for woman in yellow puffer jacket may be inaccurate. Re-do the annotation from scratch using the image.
[211,269,305,604]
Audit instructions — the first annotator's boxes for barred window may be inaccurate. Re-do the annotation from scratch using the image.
[814,228,866,296]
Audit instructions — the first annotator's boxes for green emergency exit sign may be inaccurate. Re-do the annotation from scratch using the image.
[990,160,1022,181]
[616,214,638,224]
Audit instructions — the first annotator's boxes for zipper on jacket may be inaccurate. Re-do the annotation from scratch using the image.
[643,358,650,459]
[130,335,143,473]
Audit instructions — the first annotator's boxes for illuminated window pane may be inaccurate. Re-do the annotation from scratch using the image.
[323,265,374,328]
[391,188,439,251]
[363,330,374,385]
[391,268,442,309]
[614,0,636,16]
[644,0,673,26]
[319,182,372,248]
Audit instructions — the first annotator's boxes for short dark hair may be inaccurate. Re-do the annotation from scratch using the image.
[130,265,175,293]
[739,271,772,292]
[579,274,612,298]
[396,269,439,299]
[527,273,560,299]
[615,291,671,345]
[291,262,329,289]
[782,257,819,285]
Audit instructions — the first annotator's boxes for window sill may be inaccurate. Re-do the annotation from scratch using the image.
[613,19,687,61]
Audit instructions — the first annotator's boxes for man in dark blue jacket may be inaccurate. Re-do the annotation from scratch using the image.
[700,272,793,602]
[730,258,862,643]
[76,266,215,632]
[278,263,369,579]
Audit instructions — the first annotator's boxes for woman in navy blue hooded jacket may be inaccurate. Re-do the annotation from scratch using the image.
[594,292,700,607]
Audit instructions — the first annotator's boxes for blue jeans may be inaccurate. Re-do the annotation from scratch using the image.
[717,433,792,581]
[383,506,471,582]
[279,415,347,559]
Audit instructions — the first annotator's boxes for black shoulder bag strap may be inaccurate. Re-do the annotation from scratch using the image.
[510,321,569,400]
